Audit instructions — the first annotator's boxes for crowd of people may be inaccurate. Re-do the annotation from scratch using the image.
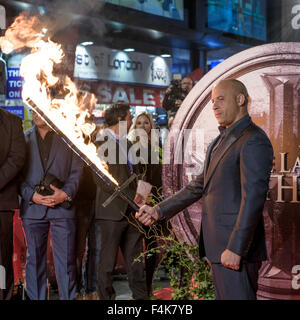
[0,78,273,300]
[0,101,167,301]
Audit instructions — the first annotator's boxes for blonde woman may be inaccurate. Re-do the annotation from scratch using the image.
[128,112,162,199]
[128,111,163,296]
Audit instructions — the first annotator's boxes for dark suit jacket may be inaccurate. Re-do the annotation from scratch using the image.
[0,108,26,211]
[94,129,138,221]
[157,116,274,263]
[19,127,83,219]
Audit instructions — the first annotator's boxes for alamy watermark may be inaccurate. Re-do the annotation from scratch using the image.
[292,265,300,290]
[0,265,5,289]
[96,122,205,177]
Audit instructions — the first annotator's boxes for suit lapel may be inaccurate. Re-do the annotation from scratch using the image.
[204,137,219,176]
[45,133,59,172]
[203,119,252,191]
[119,137,133,176]
[126,139,134,174]
[32,128,45,174]
[204,134,238,190]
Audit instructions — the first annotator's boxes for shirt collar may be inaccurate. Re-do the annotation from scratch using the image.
[35,126,54,139]
[218,125,226,136]
[105,128,120,140]
[218,115,250,137]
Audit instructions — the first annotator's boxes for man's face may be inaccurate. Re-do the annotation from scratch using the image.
[181,78,193,94]
[211,82,241,128]
[32,112,48,129]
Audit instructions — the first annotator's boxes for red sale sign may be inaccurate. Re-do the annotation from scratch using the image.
[78,81,167,108]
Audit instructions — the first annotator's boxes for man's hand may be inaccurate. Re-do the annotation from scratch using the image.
[135,205,159,226]
[133,193,144,206]
[32,192,55,207]
[221,249,241,271]
[47,184,68,206]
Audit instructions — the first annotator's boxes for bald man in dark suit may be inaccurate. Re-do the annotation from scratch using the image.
[136,79,274,300]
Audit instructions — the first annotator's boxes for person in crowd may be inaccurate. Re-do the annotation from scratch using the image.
[77,122,106,301]
[136,79,274,300]
[74,164,97,300]
[19,111,83,300]
[162,76,194,127]
[94,103,148,300]
[0,108,26,300]
[83,216,100,300]
[128,111,165,296]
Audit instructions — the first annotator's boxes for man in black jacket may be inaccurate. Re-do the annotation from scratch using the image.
[0,108,26,300]
[94,104,148,300]
[162,76,193,115]
[136,79,274,300]
[162,76,193,129]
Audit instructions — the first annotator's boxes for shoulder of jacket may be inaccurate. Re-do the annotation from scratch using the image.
[0,108,22,124]
[24,126,35,138]
[243,123,271,144]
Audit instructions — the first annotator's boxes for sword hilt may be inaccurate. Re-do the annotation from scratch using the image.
[102,174,138,209]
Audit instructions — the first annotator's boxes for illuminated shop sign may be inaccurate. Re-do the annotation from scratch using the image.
[97,83,164,106]
[107,55,143,71]
[74,45,172,87]
[77,81,165,107]
[1,106,24,119]
[6,68,24,100]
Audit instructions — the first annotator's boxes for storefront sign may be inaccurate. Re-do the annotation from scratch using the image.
[74,45,172,87]
[78,80,165,107]
[1,106,24,119]
[6,67,24,100]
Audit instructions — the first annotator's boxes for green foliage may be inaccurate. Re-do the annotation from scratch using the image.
[135,233,216,300]
[134,176,215,300]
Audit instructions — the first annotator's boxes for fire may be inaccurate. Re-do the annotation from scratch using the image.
[0,12,43,54]
[0,12,118,186]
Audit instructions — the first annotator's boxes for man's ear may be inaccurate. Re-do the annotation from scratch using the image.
[236,93,245,106]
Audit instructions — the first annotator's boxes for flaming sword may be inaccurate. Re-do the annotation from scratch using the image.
[25,97,140,212]
[0,12,142,215]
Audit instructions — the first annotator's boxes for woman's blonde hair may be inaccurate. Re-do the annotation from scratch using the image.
[128,111,155,143]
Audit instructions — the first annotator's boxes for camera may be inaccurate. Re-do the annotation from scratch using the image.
[35,173,64,196]
[162,80,185,115]
[34,173,71,209]
[169,79,184,101]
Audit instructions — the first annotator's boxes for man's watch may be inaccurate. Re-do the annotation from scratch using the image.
[65,194,72,202]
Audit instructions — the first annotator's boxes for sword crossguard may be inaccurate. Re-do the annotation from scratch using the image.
[102,173,138,209]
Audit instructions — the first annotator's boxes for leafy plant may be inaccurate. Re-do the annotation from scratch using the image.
[135,231,216,300]
[134,177,215,300]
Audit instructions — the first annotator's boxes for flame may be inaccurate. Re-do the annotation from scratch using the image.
[0,12,118,186]
[0,12,43,54]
